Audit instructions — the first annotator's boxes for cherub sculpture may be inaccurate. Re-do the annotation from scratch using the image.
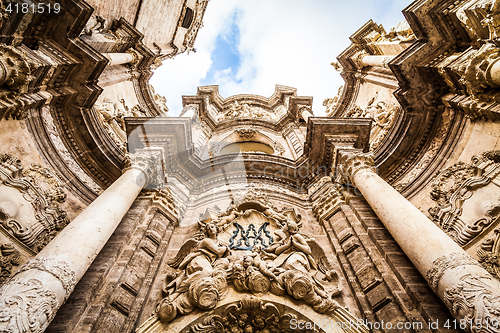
[157,222,230,323]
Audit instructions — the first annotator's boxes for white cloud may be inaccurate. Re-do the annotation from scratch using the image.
[151,0,409,116]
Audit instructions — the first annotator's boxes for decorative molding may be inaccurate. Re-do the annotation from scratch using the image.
[182,0,210,52]
[18,257,76,298]
[427,252,481,292]
[0,278,58,333]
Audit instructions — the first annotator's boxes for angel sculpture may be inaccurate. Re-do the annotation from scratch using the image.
[157,222,230,323]
[213,203,243,229]
[265,219,342,314]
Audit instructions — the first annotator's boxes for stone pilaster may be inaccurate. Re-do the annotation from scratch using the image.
[0,148,165,333]
[339,149,500,332]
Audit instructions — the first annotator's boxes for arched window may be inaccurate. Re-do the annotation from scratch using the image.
[219,141,274,155]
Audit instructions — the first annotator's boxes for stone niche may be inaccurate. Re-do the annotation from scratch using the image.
[136,194,368,333]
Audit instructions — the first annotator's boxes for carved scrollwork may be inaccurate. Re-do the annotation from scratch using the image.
[428,151,500,246]
[444,274,500,333]
[311,182,345,221]
[0,278,58,333]
[18,257,76,298]
[0,153,69,252]
[235,128,256,139]
[185,297,325,333]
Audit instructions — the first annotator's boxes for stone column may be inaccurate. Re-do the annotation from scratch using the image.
[102,52,134,66]
[360,55,394,68]
[339,150,500,331]
[300,106,314,122]
[0,147,165,333]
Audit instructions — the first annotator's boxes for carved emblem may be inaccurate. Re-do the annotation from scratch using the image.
[0,153,69,252]
[156,200,341,324]
[428,151,500,246]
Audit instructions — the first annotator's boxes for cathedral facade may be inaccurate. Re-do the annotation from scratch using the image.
[1,0,500,332]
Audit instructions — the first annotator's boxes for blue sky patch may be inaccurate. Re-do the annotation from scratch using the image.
[201,11,242,86]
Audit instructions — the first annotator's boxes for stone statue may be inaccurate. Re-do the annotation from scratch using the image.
[157,222,230,323]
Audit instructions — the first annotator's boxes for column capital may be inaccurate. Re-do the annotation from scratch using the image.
[338,150,375,183]
[124,147,166,189]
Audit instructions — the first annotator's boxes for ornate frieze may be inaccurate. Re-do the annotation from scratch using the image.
[428,151,500,246]
[155,203,341,324]
[0,153,69,252]
[217,101,275,122]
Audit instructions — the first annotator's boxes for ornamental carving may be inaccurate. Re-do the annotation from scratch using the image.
[0,154,69,252]
[0,278,58,333]
[156,201,341,324]
[124,148,166,189]
[0,243,20,285]
[426,252,481,292]
[183,298,327,333]
[477,227,500,279]
[95,98,148,148]
[311,182,345,221]
[18,257,76,298]
[235,128,256,139]
[342,97,400,150]
[456,0,500,44]
[149,84,169,114]
[451,43,500,101]
[428,151,500,246]
[444,274,500,333]
[338,150,375,184]
[273,141,285,156]
[324,85,343,117]
[218,101,274,122]
[182,0,210,52]
[0,44,40,119]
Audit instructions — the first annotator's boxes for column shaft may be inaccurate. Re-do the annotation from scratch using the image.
[102,52,134,66]
[360,55,394,68]
[341,151,500,331]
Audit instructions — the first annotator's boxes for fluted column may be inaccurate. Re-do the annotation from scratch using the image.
[0,147,165,333]
[339,150,500,331]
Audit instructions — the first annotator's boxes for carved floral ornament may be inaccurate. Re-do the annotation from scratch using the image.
[0,153,69,253]
[146,189,349,330]
[428,151,500,247]
[124,148,167,189]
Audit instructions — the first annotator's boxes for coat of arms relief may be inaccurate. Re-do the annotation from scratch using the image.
[136,189,367,333]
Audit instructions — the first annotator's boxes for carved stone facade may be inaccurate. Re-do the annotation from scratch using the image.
[3,1,500,333]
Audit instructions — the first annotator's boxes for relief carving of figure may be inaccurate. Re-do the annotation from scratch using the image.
[158,222,230,323]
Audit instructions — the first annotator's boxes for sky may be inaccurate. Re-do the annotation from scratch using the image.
[150,0,412,116]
